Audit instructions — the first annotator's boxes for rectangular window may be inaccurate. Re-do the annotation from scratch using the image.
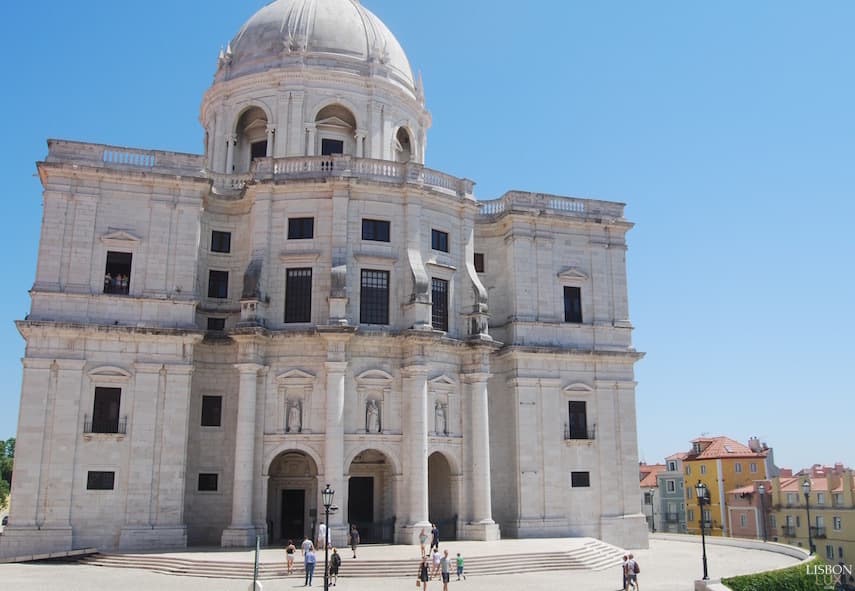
[687,509,695,523]
[208,270,229,299]
[702,509,711,524]
[686,487,693,500]
[563,286,582,323]
[700,465,707,475]
[566,401,588,439]
[570,471,590,488]
[833,516,842,531]
[431,278,449,331]
[250,140,267,160]
[198,473,219,492]
[321,138,344,156]
[787,493,797,506]
[644,491,653,505]
[431,229,449,252]
[686,465,692,475]
[87,471,115,491]
[288,217,315,240]
[833,493,843,506]
[362,219,390,242]
[740,514,747,527]
[826,545,835,560]
[284,268,313,323]
[91,387,121,433]
[207,317,226,331]
[817,493,825,505]
[211,230,231,253]
[360,270,389,325]
[839,547,844,560]
[668,461,677,471]
[735,462,742,473]
[750,462,758,473]
[104,251,132,295]
[769,515,777,528]
[473,252,485,273]
[667,480,676,493]
[201,395,222,427]
[796,516,801,528]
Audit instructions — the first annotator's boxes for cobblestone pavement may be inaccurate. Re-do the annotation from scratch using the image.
[0,538,800,591]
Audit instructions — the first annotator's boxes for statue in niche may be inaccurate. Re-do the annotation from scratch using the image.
[435,402,447,436]
[365,399,381,433]
[287,400,302,433]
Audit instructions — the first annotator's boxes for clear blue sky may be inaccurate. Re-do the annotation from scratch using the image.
[1,1,853,472]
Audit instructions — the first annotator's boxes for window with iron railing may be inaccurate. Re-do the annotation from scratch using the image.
[565,401,594,440]
[782,525,796,537]
[812,526,827,538]
[84,414,127,435]
[665,512,680,523]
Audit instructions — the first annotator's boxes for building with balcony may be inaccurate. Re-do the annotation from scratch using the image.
[768,465,854,565]
[658,453,687,533]
[640,463,665,532]
[682,436,777,537]
[0,0,647,557]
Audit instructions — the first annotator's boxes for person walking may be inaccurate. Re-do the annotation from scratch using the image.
[349,524,360,559]
[626,553,640,591]
[621,554,629,590]
[329,547,341,586]
[430,547,441,580]
[455,552,466,581]
[285,539,297,574]
[304,546,317,586]
[317,522,327,551]
[417,556,431,590]
[439,549,451,591]
[419,528,429,558]
[302,536,313,556]
[430,523,440,552]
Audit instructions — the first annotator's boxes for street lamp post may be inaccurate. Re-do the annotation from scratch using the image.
[757,483,767,543]
[322,484,335,591]
[802,479,815,554]
[696,480,710,581]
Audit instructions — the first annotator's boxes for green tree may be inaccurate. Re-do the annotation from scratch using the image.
[0,437,14,508]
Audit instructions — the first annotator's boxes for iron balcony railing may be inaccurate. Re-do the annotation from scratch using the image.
[84,415,128,435]
[781,525,796,537]
[812,526,827,538]
[564,423,597,441]
[665,512,680,523]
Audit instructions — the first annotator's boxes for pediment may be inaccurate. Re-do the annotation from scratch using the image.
[100,230,141,244]
[557,267,588,281]
[244,117,268,131]
[315,116,353,129]
[563,382,594,393]
[429,375,456,387]
[88,365,132,382]
[276,369,316,384]
[356,369,394,383]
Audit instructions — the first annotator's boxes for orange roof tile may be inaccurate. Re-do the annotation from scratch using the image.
[780,476,830,493]
[639,463,666,488]
[687,436,767,460]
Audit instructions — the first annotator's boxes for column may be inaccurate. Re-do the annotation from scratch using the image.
[324,360,347,543]
[222,363,262,547]
[401,364,430,542]
[225,134,236,173]
[306,125,316,156]
[266,125,276,157]
[460,370,500,540]
[354,131,366,158]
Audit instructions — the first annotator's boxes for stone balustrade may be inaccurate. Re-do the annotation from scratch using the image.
[478,190,626,221]
[45,139,204,176]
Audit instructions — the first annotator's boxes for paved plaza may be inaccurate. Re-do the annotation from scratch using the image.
[0,537,802,591]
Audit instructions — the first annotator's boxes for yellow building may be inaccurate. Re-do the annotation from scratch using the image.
[768,466,854,566]
[682,436,773,537]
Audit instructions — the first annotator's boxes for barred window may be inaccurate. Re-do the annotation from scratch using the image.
[87,471,115,491]
[563,286,582,323]
[288,218,314,240]
[284,268,312,323]
[431,278,449,331]
[571,471,591,488]
[362,219,390,242]
[211,230,231,253]
[208,270,229,299]
[198,473,219,492]
[201,395,222,427]
[360,270,389,325]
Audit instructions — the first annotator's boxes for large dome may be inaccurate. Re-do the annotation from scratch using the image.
[222,0,415,91]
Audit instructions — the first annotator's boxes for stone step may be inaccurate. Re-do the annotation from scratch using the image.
[76,539,629,580]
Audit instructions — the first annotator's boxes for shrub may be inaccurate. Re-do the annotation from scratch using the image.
[722,556,826,591]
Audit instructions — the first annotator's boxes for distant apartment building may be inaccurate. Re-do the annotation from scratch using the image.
[659,453,687,533]
[640,463,665,532]
[767,464,854,565]
[683,436,776,537]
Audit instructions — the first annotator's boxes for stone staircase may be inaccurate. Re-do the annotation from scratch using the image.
[75,539,625,580]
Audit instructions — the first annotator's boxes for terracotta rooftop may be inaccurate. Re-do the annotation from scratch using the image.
[687,436,767,460]
[639,463,666,488]
[727,484,757,495]
[666,452,688,461]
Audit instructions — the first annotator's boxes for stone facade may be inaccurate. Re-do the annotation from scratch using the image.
[0,0,647,557]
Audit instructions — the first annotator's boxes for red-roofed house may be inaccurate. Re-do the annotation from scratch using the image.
[639,463,666,532]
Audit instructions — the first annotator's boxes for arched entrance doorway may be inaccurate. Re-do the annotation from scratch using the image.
[428,452,458,541]
[267,451,319,544]
[347,449,397,543]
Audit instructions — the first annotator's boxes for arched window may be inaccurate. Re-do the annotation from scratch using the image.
[394,127,412,163]
[234,106,268,172]
[315,104,356,156]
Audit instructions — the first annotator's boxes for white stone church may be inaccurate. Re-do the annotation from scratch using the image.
[1,0,647,557]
